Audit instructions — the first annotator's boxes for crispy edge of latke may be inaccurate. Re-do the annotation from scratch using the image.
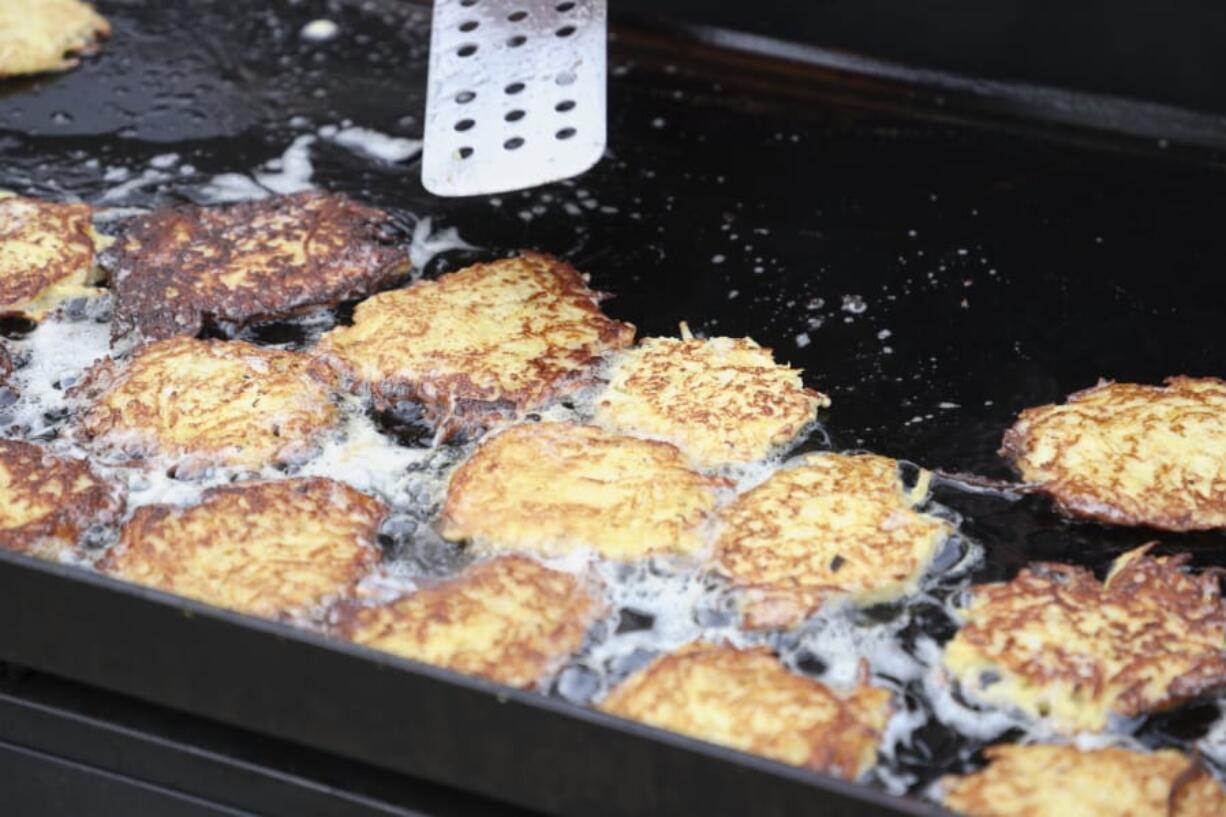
[1000,376,1226,531]
[0,196,109,319]
[946,543,1226,728]
[331,553,608,689]
[0,0,111,78]
[598,642,892,779]
[110,191,413,344]
[435,422,731,558]
[717,457,950,630]
[71,337,341,474]
[938,744,1224,817]
[0,438,124,560]
[316,251,636,440]
[97,477,386,619]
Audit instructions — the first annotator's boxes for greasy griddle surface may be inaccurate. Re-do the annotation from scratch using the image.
[3,0,1226,803]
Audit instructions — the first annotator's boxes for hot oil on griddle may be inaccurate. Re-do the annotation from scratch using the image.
[3,0,1226,807]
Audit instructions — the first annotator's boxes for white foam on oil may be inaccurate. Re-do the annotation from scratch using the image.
[196,135,317,203]
[322,124,422,164]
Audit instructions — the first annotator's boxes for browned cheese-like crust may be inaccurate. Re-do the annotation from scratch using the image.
[99,478,386,619]
[437,422,728,560]
[77,336,340,472]
[594,335,829,468]
[0,0,110,78]
[599,643,892,779]
[111,191,412,343]
[714,453,952,630]
[316,253,636,436]
[1002,377,1226,530]
[942,545,1226,733]
[338,554,605,689]
[0,438,123,560]
[940,744,1226,817]
[0,194,108,319]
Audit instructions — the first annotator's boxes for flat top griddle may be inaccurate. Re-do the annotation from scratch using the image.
[2,1,1226,816]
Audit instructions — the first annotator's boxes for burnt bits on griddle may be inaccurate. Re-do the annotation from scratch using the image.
[100,478,386,620]
[315,252,636,437]
[110,191,412,344]
[599,642,892,780]
[337,554,606,689]
[942,544,1226,734]
[0,193,109,320]
[437,422,728,560]
[939,744,1226,817]
[0,0,110,78]
[0,438,123,561]
[1002,377,1226,531]
[76,336,341,473]
[594,333,828,468]
[714,453,952,630]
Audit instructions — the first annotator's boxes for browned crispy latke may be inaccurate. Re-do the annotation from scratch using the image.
[437,422,729,560]
[0,193,109,319]
[0,0,110,78]
[943,544,1226,733]
[0,438,122,560]
[110,191,412,343]
[1002,377,1226,530]
[316,253,636,436]
[594,335,828,467]
[940,744,1226,817]
[714,453,952,630]
[99,478,385,619]
[599,642,892,779]
[77,336,340,472]
[337,554,605,689]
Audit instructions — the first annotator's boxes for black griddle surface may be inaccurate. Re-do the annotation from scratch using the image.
[3,0,1226,813]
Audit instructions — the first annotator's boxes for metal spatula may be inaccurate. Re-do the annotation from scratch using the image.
[421,0,607,197]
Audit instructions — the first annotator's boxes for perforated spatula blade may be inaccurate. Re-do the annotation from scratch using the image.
[421,0,607,197]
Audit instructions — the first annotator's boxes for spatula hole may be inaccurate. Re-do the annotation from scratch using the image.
[505,82,525,95]
[556,1,576,10]
[556,127,576,140]
[556,25,576,37]
[505,109,525,122]
[458,147,474,159]
[508,10,528,21]
[459,20,479,32]
[507,35,527,47]
[455,119,475,132]
[555,99,576,112]
[456,90,476,104]
[460,0,478,6]
[457,43,478,57]
[504,137,525,150]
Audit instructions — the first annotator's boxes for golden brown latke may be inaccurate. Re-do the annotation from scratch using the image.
[437,422,728,560]
[337,554,605,689]
[0,438,122,561]
[0,193,109,319]
[714,453,952,630]
[1002,377,1226,530]
[940,744,1226,817]
[943,544,1226,733]
[594,334,828,468]
[316,253,635,436]
[0,0,110,78]
[77,336,340,472]
[99,478,385,619]
[110,191,412,343]
[599,642,892,779]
